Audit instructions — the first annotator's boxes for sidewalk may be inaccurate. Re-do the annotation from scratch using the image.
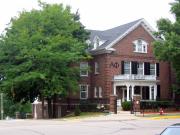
[79,111,141,122]
[67,111,180,122]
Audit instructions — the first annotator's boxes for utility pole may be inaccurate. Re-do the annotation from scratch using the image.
[1,93,3,120]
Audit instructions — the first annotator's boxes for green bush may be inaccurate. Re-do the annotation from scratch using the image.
[122,101,131,111]
[74,106,81,116]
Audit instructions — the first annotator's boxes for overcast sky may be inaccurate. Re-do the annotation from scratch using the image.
[0,0,175,33]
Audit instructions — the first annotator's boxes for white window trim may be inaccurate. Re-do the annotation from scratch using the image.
[155,63,157,77]
[93,36,106,50]
[80,62,88,77]
[124,61,131,74]
[133,39,148,53]
[130,61,132,75]
[150,63,156,75]
[80,84,88,99]
[137,62,143,75]
[95,62,99,74]
[94,87,97,98]
[99,87,102,98]
[93,36,100,50]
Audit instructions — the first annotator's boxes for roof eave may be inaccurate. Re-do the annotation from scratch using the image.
[89,48,115,55]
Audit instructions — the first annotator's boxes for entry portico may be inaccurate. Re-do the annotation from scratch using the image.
[113,74,159,101]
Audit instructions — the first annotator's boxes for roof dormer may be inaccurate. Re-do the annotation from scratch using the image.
[93,36,106,49]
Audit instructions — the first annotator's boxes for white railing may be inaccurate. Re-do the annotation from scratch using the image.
[114,74,156,81]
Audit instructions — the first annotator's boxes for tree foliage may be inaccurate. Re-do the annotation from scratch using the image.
[153,0,180,93]
[0,2,90,104]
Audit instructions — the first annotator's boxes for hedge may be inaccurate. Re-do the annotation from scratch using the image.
[122,101,131,111]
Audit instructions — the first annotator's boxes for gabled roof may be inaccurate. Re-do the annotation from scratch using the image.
[89,18,156,54]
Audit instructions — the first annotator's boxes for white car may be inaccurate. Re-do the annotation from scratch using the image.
[159,123,180,135]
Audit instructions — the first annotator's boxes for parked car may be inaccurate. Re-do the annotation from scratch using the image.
[158,123,180,135]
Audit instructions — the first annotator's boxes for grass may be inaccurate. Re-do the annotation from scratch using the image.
[62,112,106,120]
[137,112,180,120]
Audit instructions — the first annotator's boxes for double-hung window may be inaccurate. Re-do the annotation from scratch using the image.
[124,61,131,74]
[95,62,99,74]
[99,87,102,98]
[94,87,103,98]
[94,87,98,98]
[150,64,155,75]
[80,85,88,99]
[137,62,143,75]
[80,62,88,76]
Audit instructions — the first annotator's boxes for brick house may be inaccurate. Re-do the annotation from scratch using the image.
[33,18,174,118]
[78,18,172,107]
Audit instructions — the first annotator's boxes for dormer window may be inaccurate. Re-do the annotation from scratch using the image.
[86,40,91,49]
[93,36,100,49]
[133,39,148,53]
[93,36,105,49]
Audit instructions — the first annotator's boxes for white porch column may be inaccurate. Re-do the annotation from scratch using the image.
[131,85,134,99]
[154,85,157,101]
[126,85,130,101]
[149,85,152,100]
[113,84,117,95]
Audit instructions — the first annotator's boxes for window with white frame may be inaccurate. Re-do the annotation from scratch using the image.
[124,61,131,74]
[95,62,99,74]
[150,63,155,75]
[80,85,88,99]
[94,87,98,98]
[133,39,148,53]
[80,62,88,76]
[99,87,102,98]
[93,36,105,49]
[93,37,100,49]
[137,62,143,75]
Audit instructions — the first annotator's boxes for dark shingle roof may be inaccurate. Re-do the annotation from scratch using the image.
[89,18,143,50]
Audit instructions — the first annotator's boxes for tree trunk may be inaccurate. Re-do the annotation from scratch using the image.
[47,98,52,118]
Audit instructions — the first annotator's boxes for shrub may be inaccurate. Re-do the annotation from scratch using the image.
[74,106,81,116]
[122,101,131,111]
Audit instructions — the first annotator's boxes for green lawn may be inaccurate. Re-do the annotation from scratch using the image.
[62,112,107,120]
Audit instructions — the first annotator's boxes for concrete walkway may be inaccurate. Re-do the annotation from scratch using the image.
[77,111,142,122]
[65,111,180,122]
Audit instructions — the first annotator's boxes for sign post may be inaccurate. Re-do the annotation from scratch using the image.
[0,93,3,120]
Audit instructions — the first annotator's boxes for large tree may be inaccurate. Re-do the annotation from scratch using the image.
[153,0,180,93]
[0,2,89,118]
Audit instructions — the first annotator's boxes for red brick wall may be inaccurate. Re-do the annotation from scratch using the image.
[89,25,172,100]
[75,25,172,102]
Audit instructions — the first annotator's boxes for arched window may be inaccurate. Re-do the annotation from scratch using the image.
[133,39,148,53]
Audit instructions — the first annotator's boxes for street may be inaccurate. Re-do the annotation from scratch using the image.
[0,118,179,135]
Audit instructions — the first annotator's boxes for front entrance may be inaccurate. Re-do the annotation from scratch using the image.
[114,85,157,102]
